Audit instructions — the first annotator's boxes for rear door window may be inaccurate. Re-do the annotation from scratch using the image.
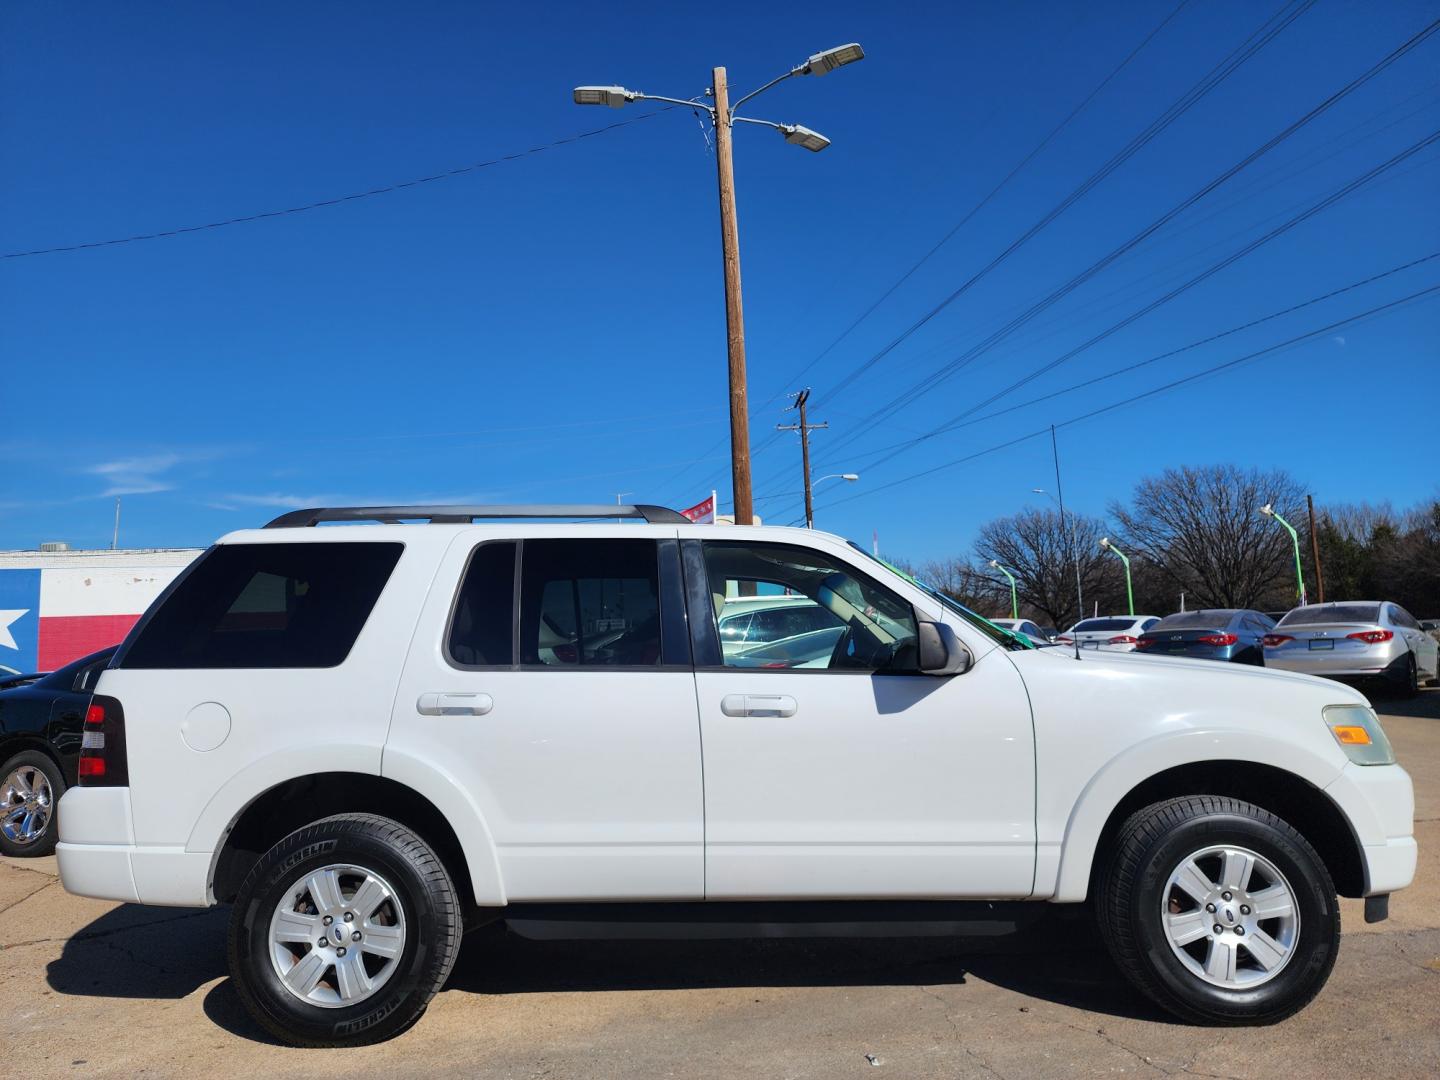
[447,542,517,668]
[120,542,402,669]
[519,539,664,667]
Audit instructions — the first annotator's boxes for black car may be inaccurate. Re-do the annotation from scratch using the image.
[0,646,116,856]
[1135,609,1275,665]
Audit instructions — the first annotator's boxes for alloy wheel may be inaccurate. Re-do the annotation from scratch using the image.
[267,863,407,1008]
[1,765,53,847]
[1161,844,1300,989]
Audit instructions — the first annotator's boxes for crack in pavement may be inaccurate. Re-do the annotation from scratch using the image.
[1,908,216,952]
[0,877,56,915]
[912,984,1014,1080]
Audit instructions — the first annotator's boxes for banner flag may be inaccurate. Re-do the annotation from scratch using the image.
[679,492,716,524]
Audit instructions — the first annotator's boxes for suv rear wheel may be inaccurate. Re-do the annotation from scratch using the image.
[227,813,461,1047]
[1097,796,1339,1024]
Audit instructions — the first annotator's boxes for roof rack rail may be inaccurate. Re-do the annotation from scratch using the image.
[263,504,693,528]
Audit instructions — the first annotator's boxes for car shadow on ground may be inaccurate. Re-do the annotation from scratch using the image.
[1371,685,1440,720]
[47,903,1170,1044]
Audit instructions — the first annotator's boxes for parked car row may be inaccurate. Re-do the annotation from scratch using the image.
[996,602,1440,692]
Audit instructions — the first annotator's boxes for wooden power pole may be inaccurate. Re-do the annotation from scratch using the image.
[1308,494,1325,604]
[711,67,753,526]
[777,388,828,528]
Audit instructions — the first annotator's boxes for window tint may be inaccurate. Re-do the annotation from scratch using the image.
[519,539,662,667]
[702,542,918,672]
[1279,604,1380,626]
[1074,618,1137,632]
[448,542,516,667]
[121,543,402,669]
[1152,611,1237,631]
[1391,606,1420,630]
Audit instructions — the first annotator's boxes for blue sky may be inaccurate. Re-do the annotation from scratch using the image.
[3,0,1437,561]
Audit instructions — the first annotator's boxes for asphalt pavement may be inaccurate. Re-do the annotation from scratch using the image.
[3,693,1437,1079]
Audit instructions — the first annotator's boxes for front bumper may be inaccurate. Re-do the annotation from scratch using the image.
[1324,762,1417,895]
[55,787,214,908]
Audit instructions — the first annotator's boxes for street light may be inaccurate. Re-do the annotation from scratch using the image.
[817,473,859,484]
[1260,503,1307,606]
[573,44,864,527]
[989,559,1019,620]
[1099,537,1134,617]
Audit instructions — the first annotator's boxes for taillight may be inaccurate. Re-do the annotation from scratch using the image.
[1197,633,1239,646]
[79,695,128,787]
[1108,635,1139,645]
[1263,634,1293,647]
[1347,629,1394,644]
[1057,636,1073,644]
[1134,638,1160,649]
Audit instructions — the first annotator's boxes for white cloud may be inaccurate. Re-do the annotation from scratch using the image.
[86,453,181,496]
[1332,335,1347,347]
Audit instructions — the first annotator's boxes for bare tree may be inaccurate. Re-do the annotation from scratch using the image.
[975,508,1121,629]
[1111,465,1307,610]
[916,556,1003,612]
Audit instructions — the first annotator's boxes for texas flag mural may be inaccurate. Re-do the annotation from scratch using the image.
[679,491,717,524]
[0,563,190,675]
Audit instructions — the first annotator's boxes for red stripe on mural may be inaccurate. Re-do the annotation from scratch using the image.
[37,614,139,670]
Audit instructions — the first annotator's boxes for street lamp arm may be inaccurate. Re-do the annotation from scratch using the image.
[730,114,785,130]
[727,69,800,116]
[634,92,716,114]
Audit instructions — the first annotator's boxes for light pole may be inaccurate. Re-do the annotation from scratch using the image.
[989,560,1019,619]
[1099,537,1133,616]
[1260,502,1307,606]
[574,44,865,526]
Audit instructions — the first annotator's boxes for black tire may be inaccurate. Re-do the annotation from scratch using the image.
[227,813,461,1047]
[0,749,65,858]
[1097,796,1339,1025]
[1403,653,1420,697]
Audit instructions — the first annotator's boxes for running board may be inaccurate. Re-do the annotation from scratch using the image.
[501,900,1043,941]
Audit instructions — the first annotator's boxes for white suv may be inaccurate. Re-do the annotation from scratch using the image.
[56,505,1416,1047]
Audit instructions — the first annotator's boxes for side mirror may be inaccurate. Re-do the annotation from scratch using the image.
[917,621,973,676]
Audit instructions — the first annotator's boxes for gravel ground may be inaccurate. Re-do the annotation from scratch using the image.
[3,694,1437,1079]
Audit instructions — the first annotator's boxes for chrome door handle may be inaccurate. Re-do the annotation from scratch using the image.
[720,693,797,718]
[417,692,493,716]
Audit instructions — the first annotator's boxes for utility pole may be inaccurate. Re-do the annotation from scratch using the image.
[776,388,828,527]
[1307,494,1325,604]
[712,67,754,526]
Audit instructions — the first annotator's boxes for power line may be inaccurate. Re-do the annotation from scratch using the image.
[660,0,1277,502]
[838,249,1440,468]
[809,282,1440,514]
[2,108,680,260]
[805,0,1320,417]
[816,16,1440,462]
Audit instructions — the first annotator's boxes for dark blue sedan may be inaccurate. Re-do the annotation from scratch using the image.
[1134,609,1275,665]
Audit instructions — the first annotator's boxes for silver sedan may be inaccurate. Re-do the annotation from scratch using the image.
[1263,601,1440,693]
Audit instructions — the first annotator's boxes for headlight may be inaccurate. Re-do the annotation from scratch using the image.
[1323,704,1396,766]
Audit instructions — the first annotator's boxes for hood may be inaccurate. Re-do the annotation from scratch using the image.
[1016,641,1372,705]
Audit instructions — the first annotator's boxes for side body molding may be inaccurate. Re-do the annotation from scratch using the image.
[1047,729,1348,902]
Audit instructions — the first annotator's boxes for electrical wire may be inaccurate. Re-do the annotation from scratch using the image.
[816,17,1440,462]
[806,282,1440,514]
[2,107,680,260]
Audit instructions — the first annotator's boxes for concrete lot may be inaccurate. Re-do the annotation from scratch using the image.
[3,695,1437,1079]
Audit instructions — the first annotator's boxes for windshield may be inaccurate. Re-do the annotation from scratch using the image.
[845,542,1029,650]
[1151,611,1236,631]
[1279,603,1381,626]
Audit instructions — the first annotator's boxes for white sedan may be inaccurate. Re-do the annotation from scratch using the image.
[1060,615,1161,652]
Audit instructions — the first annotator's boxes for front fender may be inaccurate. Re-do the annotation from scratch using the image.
[1050,728,1346,902]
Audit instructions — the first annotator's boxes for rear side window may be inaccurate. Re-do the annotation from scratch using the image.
[121,542,402,669]
[447,542,517,668]
[519,539,662,667]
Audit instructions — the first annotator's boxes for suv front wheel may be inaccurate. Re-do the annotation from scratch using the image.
[228,813,461,1047]
[1097,796,1339,1024]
